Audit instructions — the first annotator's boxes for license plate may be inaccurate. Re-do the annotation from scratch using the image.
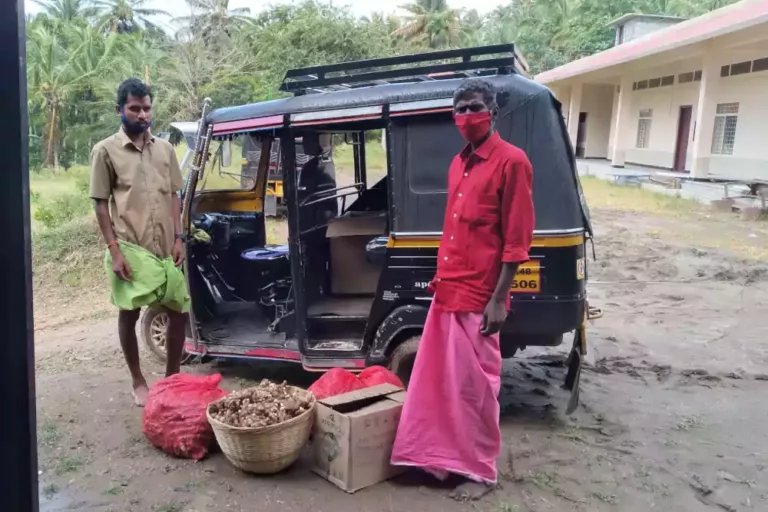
[510,261,540,293]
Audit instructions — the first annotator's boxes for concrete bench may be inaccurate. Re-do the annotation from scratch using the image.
[607,171,651,187]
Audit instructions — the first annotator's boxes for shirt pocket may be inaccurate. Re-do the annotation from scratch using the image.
[113,161,137,189]
[460,192,498,227]
[459,191,499,272]
[153,157,172,194]
[157,172,172,194]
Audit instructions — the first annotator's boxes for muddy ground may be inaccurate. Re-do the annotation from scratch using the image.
[36,205,768,512]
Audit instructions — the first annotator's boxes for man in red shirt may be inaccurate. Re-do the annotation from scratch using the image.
[391,79,535,500]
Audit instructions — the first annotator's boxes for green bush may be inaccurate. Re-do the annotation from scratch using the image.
[74,172,90,195]
[33,192,93,230]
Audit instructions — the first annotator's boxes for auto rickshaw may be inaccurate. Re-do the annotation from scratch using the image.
[142,44,598,413]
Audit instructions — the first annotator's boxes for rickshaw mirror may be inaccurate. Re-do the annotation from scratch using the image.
[220,140,232,168]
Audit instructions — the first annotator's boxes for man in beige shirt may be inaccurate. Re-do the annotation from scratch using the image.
[90,78,186,406]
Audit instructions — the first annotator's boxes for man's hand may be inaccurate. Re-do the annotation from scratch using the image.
[111,249,133,281]
[481,299,506,336]
[172,238,185,266]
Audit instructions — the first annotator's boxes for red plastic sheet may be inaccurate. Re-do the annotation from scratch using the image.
[308,366,404,400]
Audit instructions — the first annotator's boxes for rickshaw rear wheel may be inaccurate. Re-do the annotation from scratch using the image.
[141,306,194,365]
[388,335,420,388]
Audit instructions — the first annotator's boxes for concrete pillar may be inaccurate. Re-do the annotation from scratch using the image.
[610,76,633,167]
[691,56,719,179]
[567,82,583,149]
[607,84,620,157]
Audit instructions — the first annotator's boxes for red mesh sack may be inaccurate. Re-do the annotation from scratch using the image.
[359,365,404,389]
[308,368,365,400]
[142,373,228,461]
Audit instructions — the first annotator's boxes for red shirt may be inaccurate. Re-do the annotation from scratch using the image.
[432,131,535,313]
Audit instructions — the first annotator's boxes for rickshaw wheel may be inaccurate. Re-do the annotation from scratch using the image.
[388,335,421,388]
[141,306,194,365]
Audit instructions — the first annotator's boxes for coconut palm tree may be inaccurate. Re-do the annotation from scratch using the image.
[176,0,251,44]
[32,0,98,20]
[26,24,116,168]
[394,0,462,49]
[93,0,169,34]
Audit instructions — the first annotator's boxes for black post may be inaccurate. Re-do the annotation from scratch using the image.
[281,129,307,350]
[0,1,40,511]
[357,131,367,191]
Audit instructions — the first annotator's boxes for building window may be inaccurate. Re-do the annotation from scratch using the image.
[731,61,752,76]
[711,103,739,155]
[753,57,768,73]
[636,109,652,149]
[661,75,675,86]
[678,72,694,84]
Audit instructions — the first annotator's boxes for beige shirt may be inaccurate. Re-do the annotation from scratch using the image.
[89,128,184,258]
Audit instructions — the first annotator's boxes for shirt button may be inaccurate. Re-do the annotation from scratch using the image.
[453,213,457,218]
[437,278,442,282]
[458,193,462,197]
[464,173,468,177]
[450,235,454,240]
[443,256,448,261]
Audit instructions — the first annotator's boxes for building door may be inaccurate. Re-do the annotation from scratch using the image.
[575,112,587,158]
[674,106,693,171]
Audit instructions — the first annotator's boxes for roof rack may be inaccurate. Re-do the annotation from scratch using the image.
[279,44,528,95]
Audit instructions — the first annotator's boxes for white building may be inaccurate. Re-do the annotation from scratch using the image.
[536,0,768,183]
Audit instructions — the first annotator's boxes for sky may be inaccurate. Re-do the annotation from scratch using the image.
[25,0,510,32]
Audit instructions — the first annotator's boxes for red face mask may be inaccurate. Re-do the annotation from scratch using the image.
[455,111,492,144]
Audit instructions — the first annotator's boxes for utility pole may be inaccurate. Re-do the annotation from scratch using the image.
[0,0,39,510]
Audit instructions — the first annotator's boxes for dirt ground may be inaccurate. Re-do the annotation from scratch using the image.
[35,203,768,512]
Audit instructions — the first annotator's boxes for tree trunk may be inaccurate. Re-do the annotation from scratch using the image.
[45,103,56,168]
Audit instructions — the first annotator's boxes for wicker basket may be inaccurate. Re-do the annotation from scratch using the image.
[206,387,316,474]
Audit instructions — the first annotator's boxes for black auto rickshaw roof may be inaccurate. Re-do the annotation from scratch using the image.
[206,44,537,126]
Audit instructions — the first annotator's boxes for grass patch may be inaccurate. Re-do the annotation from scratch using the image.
[33,216,103,290]
[29,167,90,230]
[34,192,92,230]
[265,218,288,244]
[38,422,62,447]
[154,502,184,512]
[42,483,59,500]
[103,485,124,496]
[194,141,250,191]
[334,139,387,172]
[581,175,699,216]
[591,491,618,505]
[676,415,704,432]
[582,175,768,261]
[55,454,84,475]
[528,470,558,489]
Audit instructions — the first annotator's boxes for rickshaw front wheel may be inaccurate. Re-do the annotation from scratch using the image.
[141,306,194,365]
[388,335,420,388]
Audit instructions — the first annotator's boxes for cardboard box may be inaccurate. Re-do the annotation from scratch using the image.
[310,383,407,493]
[325,213,386,295]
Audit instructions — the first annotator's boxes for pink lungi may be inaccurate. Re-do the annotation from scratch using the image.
[390,305,502,483]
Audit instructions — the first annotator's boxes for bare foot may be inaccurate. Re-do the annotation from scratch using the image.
[450,481,496,501]
[132,382,149,407]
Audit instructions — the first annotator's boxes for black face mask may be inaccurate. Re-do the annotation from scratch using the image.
[121,112,151,134]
